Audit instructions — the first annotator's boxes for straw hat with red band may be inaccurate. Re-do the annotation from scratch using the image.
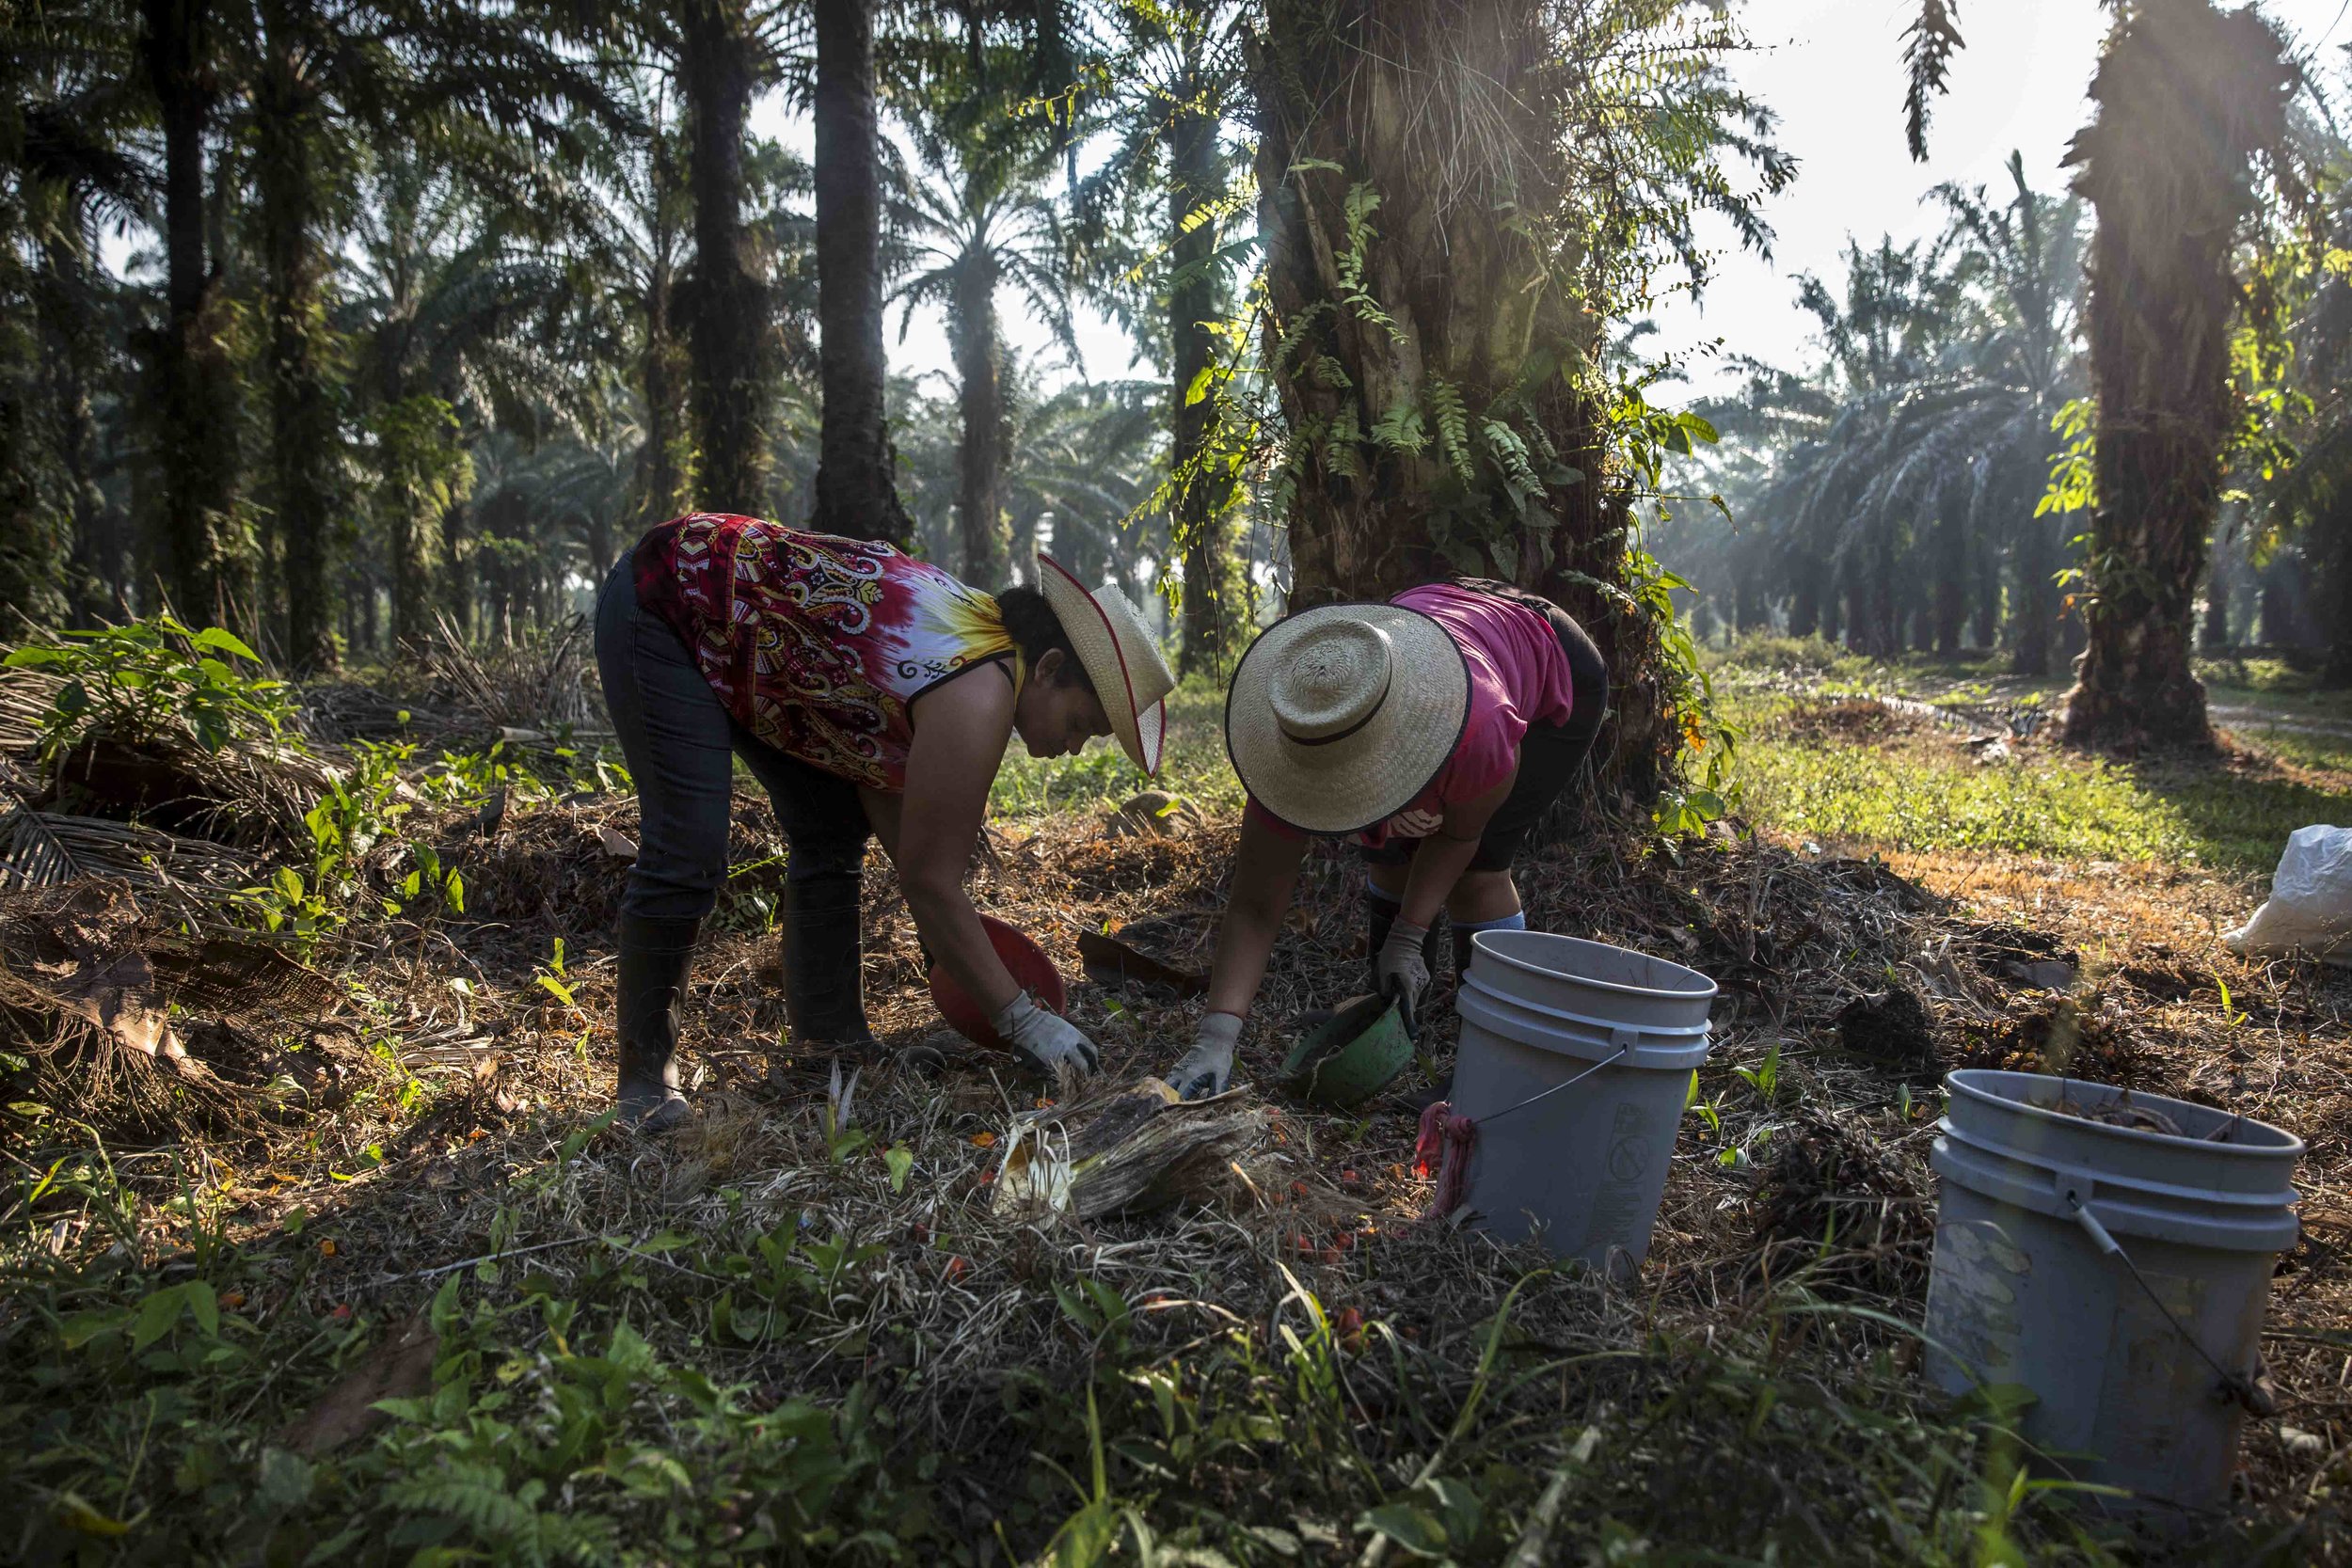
[1035,552,1176,775]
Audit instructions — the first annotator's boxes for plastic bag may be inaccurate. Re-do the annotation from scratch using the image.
[2225,825,2352,968]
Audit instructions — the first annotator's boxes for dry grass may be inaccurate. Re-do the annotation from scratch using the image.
[6,697,2352,1558]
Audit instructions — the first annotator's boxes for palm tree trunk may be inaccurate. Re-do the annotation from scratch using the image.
[1170,71,1234,675]
[1788,569,1820,640]
[952,256,1007,583]
[1971,533,1999,650]
[2060,0,2291,751]
[255,10,341,672]
[1932,501,1965,655]
[1253,0,1676,799]
[2011,519,2056,677]
[810,0,910,546]
[678,0,773,515]
[140,0,244,625]
[641,257,690,525]
[2201,526,2232,652]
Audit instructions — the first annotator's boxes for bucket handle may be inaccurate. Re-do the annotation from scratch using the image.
[2058,1183,2275,1418]
[1471,1040,1632,1130]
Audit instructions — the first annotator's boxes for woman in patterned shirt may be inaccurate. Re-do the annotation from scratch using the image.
[596,513,1174,1131]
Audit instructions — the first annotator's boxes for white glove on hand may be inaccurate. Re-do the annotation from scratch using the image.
[993,991,1101,1081]
[1167,1011,1244,1101]
[1376,917,1432,1033]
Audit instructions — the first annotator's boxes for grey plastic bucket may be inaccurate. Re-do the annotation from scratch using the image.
[1451,931,1716,1274]
[1925,1069,2303,1513]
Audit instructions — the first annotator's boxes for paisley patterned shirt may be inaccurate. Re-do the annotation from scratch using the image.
[632,514,1019,791]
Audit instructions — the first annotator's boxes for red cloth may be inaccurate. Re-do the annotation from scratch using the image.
[1247,582,1573,847]
[1414,1099,1477,1221]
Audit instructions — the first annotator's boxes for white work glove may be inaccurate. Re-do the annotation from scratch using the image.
[992,991,1101,1081]
[1376,918,1432,1035]
[1167,1011,1244,1101]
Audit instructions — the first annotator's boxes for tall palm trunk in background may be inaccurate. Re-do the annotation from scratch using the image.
[2060,0,2292,751]
[637,112,692,529]
[1253,0,1677,798]
[42,244,113,622]
[951,252,1008,582]
[255,0,342,671]
[2201,528,2233,651]
[810,0,910,545]
[139,0,244,624]
[1168,52,1237,675]
[677,0,773,514]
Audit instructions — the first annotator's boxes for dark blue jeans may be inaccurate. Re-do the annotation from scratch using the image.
[595,553,871,923]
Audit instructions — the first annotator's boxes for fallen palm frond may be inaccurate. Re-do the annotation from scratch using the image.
[421,611,596,733]
[0,805,261,904]
[993,1077,1263,1222]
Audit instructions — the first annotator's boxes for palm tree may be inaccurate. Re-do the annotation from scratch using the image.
[139,0,247,626]
[1249,0,1788,798]
[228,0,621,670]
[892,121,1077,584]
[343,156,604,649]
[2058,0,2296,749]
[1902,0,2299,749]
[2,0,147,629]
[674,0,780,515]
[810,0,912,545]
[1072,0,1253,674]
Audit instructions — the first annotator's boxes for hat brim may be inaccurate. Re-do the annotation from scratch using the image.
[1225,603,1470,836]
[1037,556,1169,775]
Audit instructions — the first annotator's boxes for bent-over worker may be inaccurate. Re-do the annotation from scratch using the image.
[1165,578,1607,1101]
[596,513,1174,1129]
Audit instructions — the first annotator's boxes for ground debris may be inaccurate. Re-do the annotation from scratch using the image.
[1750,1110,1936,1301]
[1835,985,1938,1071]
[276,1313,439,1457]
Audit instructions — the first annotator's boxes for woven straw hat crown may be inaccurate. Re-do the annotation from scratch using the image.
[1226,602,1469,835]
[1270,619,1394,742]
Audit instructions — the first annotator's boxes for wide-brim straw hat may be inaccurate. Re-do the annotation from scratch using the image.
[1226,602,1470,835]
[1037,553,1177,775]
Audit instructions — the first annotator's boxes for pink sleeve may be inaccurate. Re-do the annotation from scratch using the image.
[1440,704,1521,806]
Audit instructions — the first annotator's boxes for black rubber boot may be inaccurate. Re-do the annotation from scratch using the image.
[780,873,875,1052]
[615,913,698,1132]
[1365,892,1446,995]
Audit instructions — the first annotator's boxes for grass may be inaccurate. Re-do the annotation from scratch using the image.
[7,628,2351,1565]
[990,674,1243,820]
[1708,634,2352,877]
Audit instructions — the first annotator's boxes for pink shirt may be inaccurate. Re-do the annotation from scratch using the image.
[1248,583,1573,846]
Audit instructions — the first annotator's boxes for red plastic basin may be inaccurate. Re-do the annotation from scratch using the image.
[930,913,1067,1047]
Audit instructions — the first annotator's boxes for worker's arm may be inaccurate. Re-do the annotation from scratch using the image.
[1201,809,1311,1021]
[1394,770,1514,930]
[898,673,1100,1077]
[1376,771,1515,1028]
[897,673,1023,1014]
[1167,810,1311,1099]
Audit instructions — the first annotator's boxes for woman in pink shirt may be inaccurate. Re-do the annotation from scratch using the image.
[1165,579,1607,1100]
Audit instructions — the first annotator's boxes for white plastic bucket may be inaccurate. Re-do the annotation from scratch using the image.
[1926,1069,2304,1513]
[1451,931,1716,1274]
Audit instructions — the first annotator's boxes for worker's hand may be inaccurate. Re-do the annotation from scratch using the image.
[992,991,1101,1082]
[1376,917,1432,1036]
[1168,1011,1244,1101]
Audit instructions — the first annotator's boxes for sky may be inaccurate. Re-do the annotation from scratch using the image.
[800,0,2352,399]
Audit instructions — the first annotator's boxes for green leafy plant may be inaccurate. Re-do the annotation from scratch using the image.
[4,616,294,757]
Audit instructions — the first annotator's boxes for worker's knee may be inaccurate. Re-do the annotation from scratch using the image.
[785,830,870,883]
[1445,871,1521,924]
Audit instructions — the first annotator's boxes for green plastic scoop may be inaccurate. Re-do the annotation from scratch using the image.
[1280,993,1413,1109]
